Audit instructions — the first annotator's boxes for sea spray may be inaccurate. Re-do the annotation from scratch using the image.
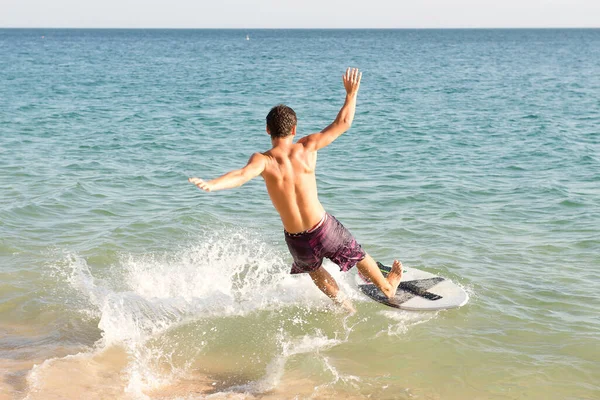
[377,310,438,337]
[43,228,358,397]
[227,329,343,394]
[36,227,437,398]
[34,240,452,399]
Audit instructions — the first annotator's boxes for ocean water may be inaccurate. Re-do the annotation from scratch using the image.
[0,28,599,399]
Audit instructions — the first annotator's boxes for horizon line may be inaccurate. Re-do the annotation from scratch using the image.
[1,26,599,30]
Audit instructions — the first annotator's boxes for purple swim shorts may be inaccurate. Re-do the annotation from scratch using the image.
[284,213,366,274]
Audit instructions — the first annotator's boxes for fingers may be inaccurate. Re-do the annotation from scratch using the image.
[343,67,362,95]
[343,67,361,83]
[188,177,211,192]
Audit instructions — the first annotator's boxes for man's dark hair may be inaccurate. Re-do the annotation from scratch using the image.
[266,105,297,138]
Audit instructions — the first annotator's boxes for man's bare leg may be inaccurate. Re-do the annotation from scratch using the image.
[356,253,402,299]
[309,266,356,313]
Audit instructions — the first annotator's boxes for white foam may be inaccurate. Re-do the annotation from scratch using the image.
[50,228,342,397]
[43,228,433,398]
[377,310,439,337]
[227,330,342,394]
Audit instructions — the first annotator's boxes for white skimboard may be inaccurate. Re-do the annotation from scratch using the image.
[355,262,468,311]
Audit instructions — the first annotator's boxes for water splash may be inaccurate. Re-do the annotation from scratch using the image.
[45,228,339,397]
[376,310,438,337]
[226,330,342,395]
[34,228,438,398]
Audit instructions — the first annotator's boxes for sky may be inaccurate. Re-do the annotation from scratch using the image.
[1,0,599,29]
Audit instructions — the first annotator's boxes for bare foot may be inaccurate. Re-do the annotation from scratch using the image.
[339,299,356,315]
[333,293,356,314]
[384,260,403,299]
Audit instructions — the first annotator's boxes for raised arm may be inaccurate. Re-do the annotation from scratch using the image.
[189,152,266,192]
[300,67,362,151]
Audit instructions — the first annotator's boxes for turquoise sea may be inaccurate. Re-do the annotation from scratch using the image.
[1,29,599,399]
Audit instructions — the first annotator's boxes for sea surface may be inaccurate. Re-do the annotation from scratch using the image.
[1,29,599,399]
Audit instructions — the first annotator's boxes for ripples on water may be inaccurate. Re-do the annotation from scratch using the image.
[0,29,599,399]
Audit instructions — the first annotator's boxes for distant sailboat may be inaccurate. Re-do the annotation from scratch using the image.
[246,34,250,41]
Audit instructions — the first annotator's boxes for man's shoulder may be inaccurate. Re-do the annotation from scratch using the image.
[297,135,319,152]
[297,135,310,145]
[258,149,273,158]
[242,152,268,169]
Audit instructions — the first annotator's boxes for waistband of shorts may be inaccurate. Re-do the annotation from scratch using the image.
[284,213,328,237]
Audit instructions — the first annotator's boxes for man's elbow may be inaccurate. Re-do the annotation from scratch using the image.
[339,120,352,132]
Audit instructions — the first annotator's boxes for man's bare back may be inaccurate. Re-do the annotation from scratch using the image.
[261,140,325,233]
[189,68,402,311]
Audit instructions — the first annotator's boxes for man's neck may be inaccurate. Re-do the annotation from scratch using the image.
[271,136,295,149]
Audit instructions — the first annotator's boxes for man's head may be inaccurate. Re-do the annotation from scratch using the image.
[266,104,297,138]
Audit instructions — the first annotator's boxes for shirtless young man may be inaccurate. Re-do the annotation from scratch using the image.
[189,68,402,312]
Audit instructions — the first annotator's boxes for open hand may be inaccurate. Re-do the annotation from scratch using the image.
[343,67,362,96]
[188,177,213,192]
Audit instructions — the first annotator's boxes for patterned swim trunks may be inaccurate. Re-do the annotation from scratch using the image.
[284,213,366,274]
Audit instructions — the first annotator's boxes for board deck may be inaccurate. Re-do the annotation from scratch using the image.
[355,262,469,311]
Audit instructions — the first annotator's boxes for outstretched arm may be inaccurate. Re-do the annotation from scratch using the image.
[300,67,362,151]
[189,152,266,192]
